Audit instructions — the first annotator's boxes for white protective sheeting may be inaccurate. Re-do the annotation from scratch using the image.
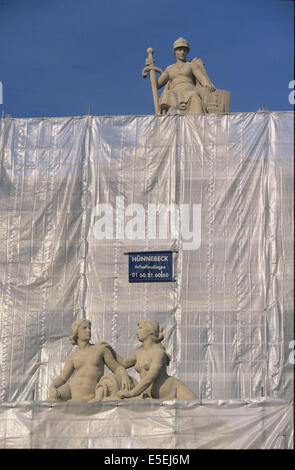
[0,399,292,449]
[0,111,293,448]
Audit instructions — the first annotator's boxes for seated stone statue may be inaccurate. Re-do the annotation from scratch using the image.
[144,37,230,114]
[46,319,133,402]
[116,318,196,400]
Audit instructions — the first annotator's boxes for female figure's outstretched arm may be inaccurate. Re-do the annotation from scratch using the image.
[97,345,134,392]
[119,349,164,398]
[109,348,137,369]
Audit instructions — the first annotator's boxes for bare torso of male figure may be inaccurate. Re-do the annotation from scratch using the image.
[48,341,127,402]
[67,343,108,400]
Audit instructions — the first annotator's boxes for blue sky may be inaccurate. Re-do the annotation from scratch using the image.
[0,0,294,117]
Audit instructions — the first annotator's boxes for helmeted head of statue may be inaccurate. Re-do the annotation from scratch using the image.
[173,37,190,53]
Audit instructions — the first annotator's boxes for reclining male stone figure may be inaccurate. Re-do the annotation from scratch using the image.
[47,319,135,402]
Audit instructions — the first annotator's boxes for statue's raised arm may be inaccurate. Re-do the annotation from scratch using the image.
[142,37,230,115]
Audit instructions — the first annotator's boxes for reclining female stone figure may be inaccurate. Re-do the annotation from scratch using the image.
[115,318,196,400]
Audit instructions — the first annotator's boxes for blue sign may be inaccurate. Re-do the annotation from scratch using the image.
[128,251,173,282]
